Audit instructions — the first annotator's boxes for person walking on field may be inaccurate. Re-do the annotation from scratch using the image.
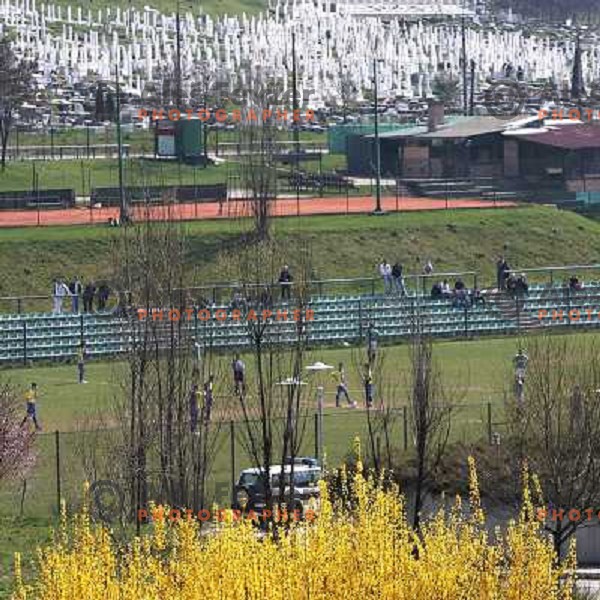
[21,383,41,431]
[77,342,88,384]
[203,374,215,425]
[332,362,356,408]
[190,382,200,434]
[364,364,374,409]
[232,354,246,395]
[367,322,379,364]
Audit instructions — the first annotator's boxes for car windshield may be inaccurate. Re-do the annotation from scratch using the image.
[271,470,320,487]
[239,472,261,487]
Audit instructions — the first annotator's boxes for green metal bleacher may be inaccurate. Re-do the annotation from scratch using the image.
[2,282,600,364]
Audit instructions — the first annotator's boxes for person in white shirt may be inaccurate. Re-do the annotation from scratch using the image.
[423,260,434,275]
[53,279,70,314]
[378,259,392,294]
[440,280,451,297]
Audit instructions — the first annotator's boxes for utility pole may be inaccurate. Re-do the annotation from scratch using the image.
[372,58,384,215]
[469,59,476,116]
[461,17,468,116]
[292,30,300,214]
[115,64,127,223]
[175,0,183,108]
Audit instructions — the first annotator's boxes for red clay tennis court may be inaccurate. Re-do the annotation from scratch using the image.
[0,195,517,227]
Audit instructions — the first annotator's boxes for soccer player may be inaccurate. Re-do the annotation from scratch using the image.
[190,383,200,434]
[514,348,528,404]
[21,383,41,431]
[364,364,374,409]
[367,323,378,365]
[203,374,214,425]
[332,362,355,408]
[232,354,246,395]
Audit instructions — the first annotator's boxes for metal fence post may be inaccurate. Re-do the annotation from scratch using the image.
[55,430,61,514]
[23,321,27,366]
[358,298,363,340]
[230,420,236,506]
[403,406,408,451]
[314,413,319,460]
[317,387,324,464]
[487,402,492,445]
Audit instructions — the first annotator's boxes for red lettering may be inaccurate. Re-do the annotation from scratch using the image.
[198,509,210,521]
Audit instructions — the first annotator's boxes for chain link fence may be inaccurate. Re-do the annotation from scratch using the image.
[0,400,508,521]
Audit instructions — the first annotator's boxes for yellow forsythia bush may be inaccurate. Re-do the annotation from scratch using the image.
[13,457,575,600]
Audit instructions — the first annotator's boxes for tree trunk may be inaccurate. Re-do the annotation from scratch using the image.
[553,519,563,562]
[413,441,426,531]
[0,126,9,169]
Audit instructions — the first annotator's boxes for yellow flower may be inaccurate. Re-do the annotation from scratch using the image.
[12,459,574,600]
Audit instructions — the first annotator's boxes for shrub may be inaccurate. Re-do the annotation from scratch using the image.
[13,456,575,600]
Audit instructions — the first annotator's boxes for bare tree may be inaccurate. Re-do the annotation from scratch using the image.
[0,385,36,483]
[110,206,224,522]
[407,311,455,532]
[0,36,36,168]
[350,338,395,472]
[237,72,285,241]
[506,335,600,558]
[431,71,461,107]
[218,239,314,527]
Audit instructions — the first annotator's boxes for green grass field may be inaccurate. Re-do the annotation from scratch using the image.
[0,158,231,195]
[0,334,520,596]
[2,204,600,595]
[2,205,600,304]
[0,139,337,195]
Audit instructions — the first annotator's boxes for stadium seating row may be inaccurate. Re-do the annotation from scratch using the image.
[1,284,600,363]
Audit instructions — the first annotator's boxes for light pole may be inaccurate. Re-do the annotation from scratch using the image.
[175,0,183,108]
[461,17,468,116]
[305,361,334,464]
[276,376,307,454]
[114,65,127,224]
[292,30,300,216]
[372,58,385,215]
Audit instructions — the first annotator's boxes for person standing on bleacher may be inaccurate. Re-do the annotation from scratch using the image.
[70,277,83,313]
[83,282,96,313]
[53,278,70,314]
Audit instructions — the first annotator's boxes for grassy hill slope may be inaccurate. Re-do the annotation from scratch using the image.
[1,205,599,303]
